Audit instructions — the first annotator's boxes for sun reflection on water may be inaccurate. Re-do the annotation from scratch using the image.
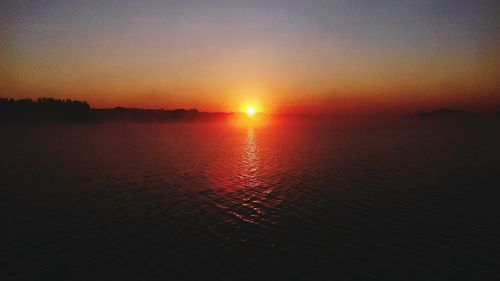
[243,127,258,187]
[205,126,282,230]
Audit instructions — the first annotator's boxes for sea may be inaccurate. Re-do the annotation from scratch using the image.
[1,119,499,280]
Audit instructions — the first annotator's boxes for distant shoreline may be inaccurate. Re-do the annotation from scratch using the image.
[1,98,499,123]
[0,98,235,123]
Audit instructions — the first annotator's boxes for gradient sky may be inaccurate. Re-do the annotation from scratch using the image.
[1,0,499,114]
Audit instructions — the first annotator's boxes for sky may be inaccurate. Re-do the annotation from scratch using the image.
[1,0,499,114]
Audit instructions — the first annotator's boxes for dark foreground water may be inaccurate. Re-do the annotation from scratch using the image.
[1,120,500,280]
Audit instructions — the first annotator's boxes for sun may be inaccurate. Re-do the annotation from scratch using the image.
[246,107,256,116]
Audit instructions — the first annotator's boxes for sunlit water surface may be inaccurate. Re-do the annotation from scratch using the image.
[1,120,499,280]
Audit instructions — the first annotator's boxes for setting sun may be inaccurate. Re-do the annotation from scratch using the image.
[246,107,256,116]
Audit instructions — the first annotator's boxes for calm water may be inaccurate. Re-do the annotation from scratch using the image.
[1,120,500,280]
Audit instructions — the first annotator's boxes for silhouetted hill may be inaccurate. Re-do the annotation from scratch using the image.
[413,108,475,119]
[91,107,232,122]
[0,98,232,123]
[489,109,500,117]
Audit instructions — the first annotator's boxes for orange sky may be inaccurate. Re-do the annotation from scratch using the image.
[2,1,499,115]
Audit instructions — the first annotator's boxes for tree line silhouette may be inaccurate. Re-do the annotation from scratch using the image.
[0,98,231,123]
[2,97,498,123]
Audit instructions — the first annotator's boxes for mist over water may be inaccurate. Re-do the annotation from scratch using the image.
[1,120,500,280]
